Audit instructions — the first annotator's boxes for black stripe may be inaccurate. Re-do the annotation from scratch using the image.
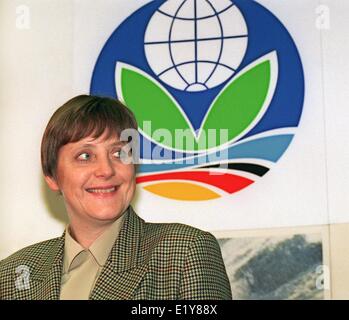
[198,163,269,177]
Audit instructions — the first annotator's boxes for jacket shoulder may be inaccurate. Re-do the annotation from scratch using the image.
[136,221,232,299]
[143,221,214,245]
[140,221,220,262]
[0,237,61,273]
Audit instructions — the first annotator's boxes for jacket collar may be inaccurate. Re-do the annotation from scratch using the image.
[89,206,149,299]
[19,206,148,300]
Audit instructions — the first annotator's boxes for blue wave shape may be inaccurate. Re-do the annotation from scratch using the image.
[138,134,294,174]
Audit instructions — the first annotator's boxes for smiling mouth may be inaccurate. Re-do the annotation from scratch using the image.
[86,186,118,194]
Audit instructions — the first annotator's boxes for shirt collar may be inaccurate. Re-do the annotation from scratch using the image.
[63,228,85,274]
[63,209,127,272]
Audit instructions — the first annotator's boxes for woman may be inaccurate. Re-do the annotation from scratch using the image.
[0,95,232,300]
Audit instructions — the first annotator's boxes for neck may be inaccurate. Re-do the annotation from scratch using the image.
[67,218,114,249]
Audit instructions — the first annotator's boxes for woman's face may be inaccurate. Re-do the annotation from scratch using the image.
[45,131,136,226]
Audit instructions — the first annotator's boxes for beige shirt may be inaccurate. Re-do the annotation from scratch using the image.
[60,214,125,300]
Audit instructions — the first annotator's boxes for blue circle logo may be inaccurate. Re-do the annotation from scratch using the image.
[91,0,304,201]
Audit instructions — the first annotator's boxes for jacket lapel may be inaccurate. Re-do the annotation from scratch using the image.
[90,207,148,300]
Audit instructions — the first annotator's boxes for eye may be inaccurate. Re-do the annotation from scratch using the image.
[112,149,132,161]
[77,152,90,161]
[112,150,121,158]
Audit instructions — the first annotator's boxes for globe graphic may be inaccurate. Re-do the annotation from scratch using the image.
[144,0,248,92]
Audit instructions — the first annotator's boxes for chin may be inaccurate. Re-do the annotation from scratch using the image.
[89,207,125,222]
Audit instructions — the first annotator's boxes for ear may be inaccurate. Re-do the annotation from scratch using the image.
[44,175,60,192]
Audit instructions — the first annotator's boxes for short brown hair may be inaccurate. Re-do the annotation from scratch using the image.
[41,95,138,178]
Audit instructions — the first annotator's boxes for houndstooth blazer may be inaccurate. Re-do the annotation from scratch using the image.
[0,207,232,300]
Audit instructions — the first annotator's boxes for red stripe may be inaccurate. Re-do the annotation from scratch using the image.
[136,171,254,194]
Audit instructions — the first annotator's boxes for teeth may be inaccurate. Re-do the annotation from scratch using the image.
[88,187,116,193]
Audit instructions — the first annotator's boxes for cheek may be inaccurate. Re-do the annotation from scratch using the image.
[122,166,136,191]
[58,168,91,194]
[124,180,136,205]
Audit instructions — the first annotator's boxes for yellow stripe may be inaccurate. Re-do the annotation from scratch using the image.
[143,181,221,201]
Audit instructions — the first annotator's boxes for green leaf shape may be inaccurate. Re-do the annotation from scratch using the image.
[197,52,277,150]
[116,63,196,151]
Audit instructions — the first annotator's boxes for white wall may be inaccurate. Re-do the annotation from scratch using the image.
[1,0,348,263]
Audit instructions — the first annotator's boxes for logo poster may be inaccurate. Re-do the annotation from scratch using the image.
[73,0,328,230]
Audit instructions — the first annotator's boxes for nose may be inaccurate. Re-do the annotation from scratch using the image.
[94,156,115,179]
